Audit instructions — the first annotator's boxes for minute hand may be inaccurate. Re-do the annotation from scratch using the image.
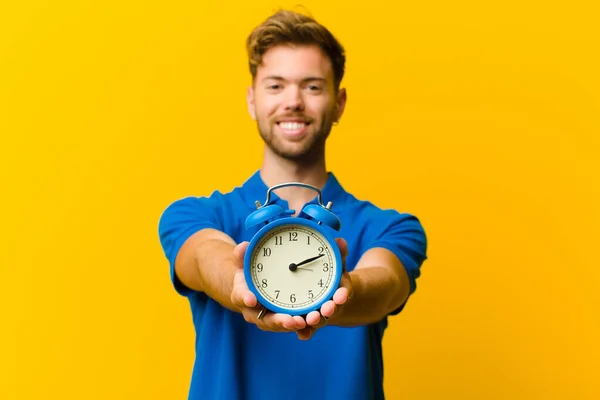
[289,253,325,271]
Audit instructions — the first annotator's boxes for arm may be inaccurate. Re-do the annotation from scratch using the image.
[173,227,240,312]
[158,196,308,331]
[328,247,411,327]
[300,212,427,337]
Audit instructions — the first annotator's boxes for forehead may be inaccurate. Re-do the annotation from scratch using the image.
[256,44,334,82]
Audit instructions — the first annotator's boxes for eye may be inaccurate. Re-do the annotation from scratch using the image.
[266,84,281,90]
[307,85,323,93]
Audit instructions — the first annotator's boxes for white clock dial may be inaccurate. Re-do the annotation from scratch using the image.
[250,224,337,310]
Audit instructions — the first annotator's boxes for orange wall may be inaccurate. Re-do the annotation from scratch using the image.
[1,1,598,399]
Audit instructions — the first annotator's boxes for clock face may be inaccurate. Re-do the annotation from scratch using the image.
[249,223,338,312]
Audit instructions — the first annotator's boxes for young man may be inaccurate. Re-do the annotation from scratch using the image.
[158,9,428,400]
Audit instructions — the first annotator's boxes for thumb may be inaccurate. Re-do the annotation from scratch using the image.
[233,241,249,269]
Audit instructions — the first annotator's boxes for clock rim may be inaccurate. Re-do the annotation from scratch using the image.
[243,216,343,316]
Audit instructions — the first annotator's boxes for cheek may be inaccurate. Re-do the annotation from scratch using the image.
[255,97,280,118]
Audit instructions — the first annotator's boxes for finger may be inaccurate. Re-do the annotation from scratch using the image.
[334,271,353,304]
[306,310,321,326]
[320,300,337,318]
[233,241,249,269]
[261,313,297,331]
[296,326,316,341]
[335,237,348,261]
[292,315,307,329]
[333,286,350,305]
[231,285,257,308]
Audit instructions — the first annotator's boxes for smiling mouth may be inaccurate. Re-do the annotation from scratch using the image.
[276,121,310,136]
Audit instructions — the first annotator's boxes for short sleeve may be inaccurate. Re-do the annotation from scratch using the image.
[368,210,428,314]
[158,195,224,297]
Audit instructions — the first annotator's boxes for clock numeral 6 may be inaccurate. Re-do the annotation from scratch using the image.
[290,294,296,303]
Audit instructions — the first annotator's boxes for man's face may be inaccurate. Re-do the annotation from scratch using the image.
[247,44,346,162]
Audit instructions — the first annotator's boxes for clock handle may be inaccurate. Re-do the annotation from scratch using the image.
[256,182,328,209]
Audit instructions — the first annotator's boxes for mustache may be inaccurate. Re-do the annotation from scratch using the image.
[272,114,314,123]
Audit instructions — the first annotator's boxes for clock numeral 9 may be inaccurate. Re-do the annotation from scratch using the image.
[256,263,263,272]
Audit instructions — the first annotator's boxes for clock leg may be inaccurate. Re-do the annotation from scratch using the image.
[257,306,267,320]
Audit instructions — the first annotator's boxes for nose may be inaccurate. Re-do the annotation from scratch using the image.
[284,86,305,112]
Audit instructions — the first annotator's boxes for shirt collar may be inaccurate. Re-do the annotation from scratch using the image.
[240,169,347,214]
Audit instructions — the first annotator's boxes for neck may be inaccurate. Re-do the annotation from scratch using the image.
[259,146,329,208]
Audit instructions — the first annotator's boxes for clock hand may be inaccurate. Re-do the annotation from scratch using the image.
[289,253,325,272]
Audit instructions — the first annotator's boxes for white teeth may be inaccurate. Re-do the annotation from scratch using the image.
[279,122,305,130]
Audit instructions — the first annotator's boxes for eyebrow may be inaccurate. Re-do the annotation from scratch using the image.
[261,75,327,83]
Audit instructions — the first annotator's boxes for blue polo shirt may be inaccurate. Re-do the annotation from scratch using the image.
[158,170,427,400]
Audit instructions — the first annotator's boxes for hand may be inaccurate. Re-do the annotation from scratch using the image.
[296,237,353,340]
[289,253,325,271]
[231,241,307,332]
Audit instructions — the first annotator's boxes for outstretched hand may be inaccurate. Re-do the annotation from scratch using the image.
[230,238,353,340]
[231,241,307,332]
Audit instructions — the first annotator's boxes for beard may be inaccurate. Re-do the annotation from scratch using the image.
[256,113,336,164]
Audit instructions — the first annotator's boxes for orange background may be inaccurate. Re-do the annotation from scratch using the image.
[1,1,599,399]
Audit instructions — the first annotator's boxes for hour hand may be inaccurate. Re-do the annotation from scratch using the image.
[289,253,325,271]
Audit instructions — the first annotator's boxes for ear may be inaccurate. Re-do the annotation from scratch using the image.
[247,86,256,120]
[334,87,347,123]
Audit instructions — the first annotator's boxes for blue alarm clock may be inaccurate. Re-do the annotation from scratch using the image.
[243,182,343,319]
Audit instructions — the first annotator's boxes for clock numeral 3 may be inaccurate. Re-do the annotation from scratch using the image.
[323,263,329,272]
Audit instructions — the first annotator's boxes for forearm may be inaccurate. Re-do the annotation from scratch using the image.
[194,237,241,313]
[174,229,240,313]
[328,266,410,327]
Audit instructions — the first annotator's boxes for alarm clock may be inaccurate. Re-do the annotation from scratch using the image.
[243,182,343,319]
